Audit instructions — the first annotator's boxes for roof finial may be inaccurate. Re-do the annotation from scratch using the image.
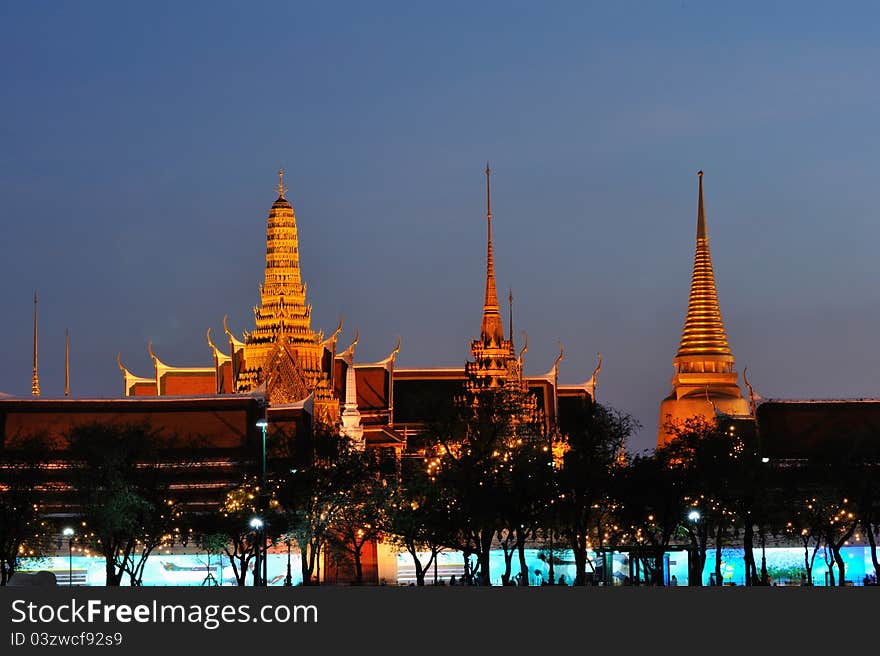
[697,169,706,240]
[508,288,514,353]
[486,161,491,220]
[277,167,287,199]
[32,292,40,397]
[64,327,70,397]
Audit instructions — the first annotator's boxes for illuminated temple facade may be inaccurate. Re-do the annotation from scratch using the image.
[657,171,750,447]
[110,167,595,449]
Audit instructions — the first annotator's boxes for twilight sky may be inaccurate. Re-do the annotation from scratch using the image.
[2,1,879,453]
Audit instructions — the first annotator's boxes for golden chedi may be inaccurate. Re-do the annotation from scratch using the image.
[235,169,338,423]
[658,171,749,447]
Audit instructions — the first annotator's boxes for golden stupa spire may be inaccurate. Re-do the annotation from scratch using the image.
[31,292,40,397]
[480,162,504,344]
[675,170,732,359]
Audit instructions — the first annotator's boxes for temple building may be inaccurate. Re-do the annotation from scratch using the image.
[25,166,595,456]
[657,171,750,447]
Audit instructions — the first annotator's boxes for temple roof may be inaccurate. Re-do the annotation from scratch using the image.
[676,171,733,359]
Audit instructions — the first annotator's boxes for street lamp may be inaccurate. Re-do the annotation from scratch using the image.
[686,510,701,586]
[62,527,75,586]
[256,416,269,586]
[250,517,264,586]
[256,417,268,482]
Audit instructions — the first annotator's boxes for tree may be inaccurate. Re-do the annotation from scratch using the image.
[275,424,354,586]
[325,448,394,585]
[387,457,455,586]
[421,385,542,586]
[0,434,54,585]
[201,476,280,586]
[66,422,188,586]
[556,401,634,586]
[618,450,689,585]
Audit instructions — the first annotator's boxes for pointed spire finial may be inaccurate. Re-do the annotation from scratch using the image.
[508,288,514,353]
[276,167,287,199]
[32,292,40,397]
[479,162,503,343]
[486,162,492,219]
[697,169,706,240]
[64,327,70,397]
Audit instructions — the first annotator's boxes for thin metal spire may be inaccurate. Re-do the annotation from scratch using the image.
[276,167,287,199]
[31,292,40,397]
[508,288,514,353]
[64,327,70,397]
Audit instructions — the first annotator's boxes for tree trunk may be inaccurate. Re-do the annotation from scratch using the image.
[571,532,588,586]
[498,531,514,585]
[300,546,311,586]
[408,542,425,586]
[801,538,812,586]
[462,547,472,585]
[516,528,529,586]
[865,521,879,582]
[759,530,768,585]
[654,552,665,586]
[104,556,122,586]
[478,529,493,586]
[833,547,846,586]
[742,523,755,586]
[714,522,723,586]
[353,548,363,586]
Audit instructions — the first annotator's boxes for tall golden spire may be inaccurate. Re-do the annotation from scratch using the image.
[466,164,515,391]
[480,162,504,345]
[676,170,732,360]
[31,292,40,397]
[64,327,70,397]
[658,170,749,447]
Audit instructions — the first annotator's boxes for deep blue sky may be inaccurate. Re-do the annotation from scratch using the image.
[2,2,879,453]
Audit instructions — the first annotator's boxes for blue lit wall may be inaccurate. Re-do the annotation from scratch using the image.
[15,546,876,586]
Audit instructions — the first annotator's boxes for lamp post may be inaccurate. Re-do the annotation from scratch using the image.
[250,517,264,586]
[687,510,701,586]
[62,527,75,586]
[256,417,269,587]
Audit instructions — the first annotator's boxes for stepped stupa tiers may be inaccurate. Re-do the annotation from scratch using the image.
[233,168,338,421]
[657,171,749,447]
